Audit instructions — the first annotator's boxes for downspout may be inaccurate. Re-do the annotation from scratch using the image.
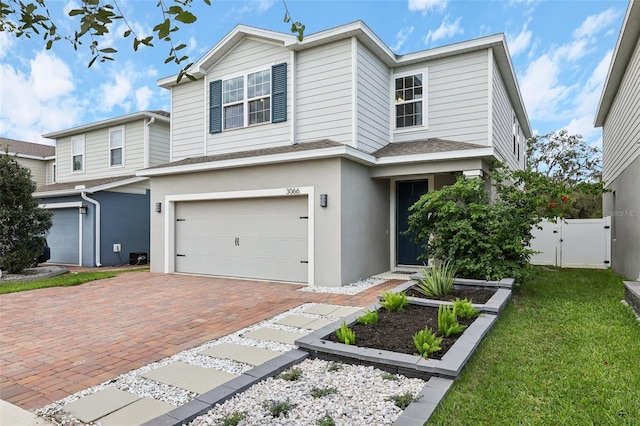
[81,192,102,267]
[144,117,155,168]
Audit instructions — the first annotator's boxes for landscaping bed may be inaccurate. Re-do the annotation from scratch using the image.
[325,304,476,360]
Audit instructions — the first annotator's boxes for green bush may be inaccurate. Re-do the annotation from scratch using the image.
[215,411,246,426]
[335,322,356,345]
[415,261,457,297]
[277,367,302,381]
[380,291,408,311]
[356,309,379,325]
[438,304,466,337]
[262,399,296,418]
[453,298,480,319]
[413,327,442,357]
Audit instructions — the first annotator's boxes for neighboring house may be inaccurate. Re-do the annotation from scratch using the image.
[34,111,170,267]
[0,137,55,187]
[595,0,640,281]
[138,22,531,286]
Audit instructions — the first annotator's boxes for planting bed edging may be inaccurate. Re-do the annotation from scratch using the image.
[624,281,640,318]
[386,279,513,314]
[392,376,454,426]
[295,302,498,380]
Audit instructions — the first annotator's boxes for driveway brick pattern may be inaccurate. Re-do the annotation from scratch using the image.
[0,272,401,410]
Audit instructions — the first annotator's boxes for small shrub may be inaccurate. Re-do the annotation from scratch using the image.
[415,261,457,297]
[316,414,336,426]
[413,327,443,357]
[382,373,397,381]
[356,309,379,325]
[327,361,343,372]
[278,367,302,381]
[380,291,408,311]
[216,411,246,426]
[263,399,297,418]
[387,392,417,409]
[438,304,467,337]
[335,322,356,345]
[453,298,480,319]
[310,387,338,398]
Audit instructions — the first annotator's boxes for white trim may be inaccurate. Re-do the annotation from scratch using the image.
[38,202,84,266]
[3,152,53,161]
[290,50,296,144]
[203,74,209,156]
[351,37,358,149]
[34,176,149,198]
[81,192,101,267]
[164,186,315,285]
[71,135,85,174]
[170,87,175,162]
[108,126,125,168]
[487,47,494,147]
[392,69,427,132]
[375,147,495,165]
[43,111,170,139]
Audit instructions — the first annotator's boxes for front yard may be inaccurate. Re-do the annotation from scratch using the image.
[428,267,640,425]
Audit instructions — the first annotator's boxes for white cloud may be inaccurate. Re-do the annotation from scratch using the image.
[507,23,532,57]
[256,0,274,13]
[393,26,414,52]
[99,73,133,112]
[519,54,571,120]
[573,8,620,39]
[425,16,462,44]
[408,0,447,14]
[135,86,154,111]
[0,52,81,142]
[0,32,15,59]
[554,38,590,62]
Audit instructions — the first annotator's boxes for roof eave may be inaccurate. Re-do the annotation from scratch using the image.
[34,176,148,198]
[42,112,170,139]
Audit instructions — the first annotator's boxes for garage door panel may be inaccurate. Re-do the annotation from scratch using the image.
[175,196,308,283]
[47,208,80,265]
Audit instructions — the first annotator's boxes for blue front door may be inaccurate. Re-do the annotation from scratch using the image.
[396,180,428,266]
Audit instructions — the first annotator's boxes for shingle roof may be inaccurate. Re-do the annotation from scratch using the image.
[149,110,170,118]
[0,137,55,158]
[373,139,486,158]
[35,175,141,193]
[146,140,343,170]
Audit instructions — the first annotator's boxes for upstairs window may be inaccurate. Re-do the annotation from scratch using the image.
[395,73,423,128]
[210,63,287,134]
[71,135,84,172]
[109,127,124,167]
[52,163,57,183]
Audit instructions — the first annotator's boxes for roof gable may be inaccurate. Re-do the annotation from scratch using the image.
[0,137,55,158]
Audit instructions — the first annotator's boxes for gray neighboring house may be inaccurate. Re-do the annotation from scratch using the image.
[34,111,170,267]
[138,21,531,287]
[0,137,56,187]
[595,0,640,281]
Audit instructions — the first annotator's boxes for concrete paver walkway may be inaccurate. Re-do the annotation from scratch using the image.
[0,271,401,411]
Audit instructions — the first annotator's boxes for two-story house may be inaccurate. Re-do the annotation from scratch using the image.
[0,137,55,187]
[138,22,531,287]
[595,0,640,281]
[34,111,170,267]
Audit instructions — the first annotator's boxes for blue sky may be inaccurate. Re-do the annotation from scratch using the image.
[0,0,629,148]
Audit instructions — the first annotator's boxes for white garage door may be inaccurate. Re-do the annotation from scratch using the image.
[47,208,80,265]
[175,196,308,283]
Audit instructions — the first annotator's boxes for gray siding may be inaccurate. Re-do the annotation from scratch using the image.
[14,157,47,187]
[296,39,353,145]
[171,79,205,161]
[56,120,146,183]
[149,121,170,166]
[393,49,489,145]
[356,42,391,153]
[204,38,291,155]
[602,38,640,184]
[491,55,520,169]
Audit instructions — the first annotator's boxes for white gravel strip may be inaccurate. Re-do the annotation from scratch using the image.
[299,277,388,294]
[189,358,425,426]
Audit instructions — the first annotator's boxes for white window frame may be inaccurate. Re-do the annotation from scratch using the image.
[52,163,57,183]
[109,126,125,168]
[393,71,425,130]
[71,135,85,173]
[222,68,271,131]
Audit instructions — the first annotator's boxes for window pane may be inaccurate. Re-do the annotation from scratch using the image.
[224,104,244,129]
[249,98,270,125]
[248,70,270,99]
[72,139,82,155]
[110,129,122,148]
[73,154,82,171]
[223,77,244,104]
[110,148,122,166]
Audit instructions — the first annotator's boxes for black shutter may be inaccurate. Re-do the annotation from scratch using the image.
[271,63,287,123]
[209,80,222,133]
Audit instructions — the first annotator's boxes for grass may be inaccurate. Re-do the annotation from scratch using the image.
[0,268,148,294]
[428,267,640,425]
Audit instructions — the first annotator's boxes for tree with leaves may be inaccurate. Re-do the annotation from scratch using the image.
[526,130,605,218]
[0,153,52,274]
[0,0,305,82]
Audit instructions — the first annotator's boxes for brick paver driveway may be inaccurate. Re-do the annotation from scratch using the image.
[0,271,401,410]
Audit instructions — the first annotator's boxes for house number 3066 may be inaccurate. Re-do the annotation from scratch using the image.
[286,188,300,195]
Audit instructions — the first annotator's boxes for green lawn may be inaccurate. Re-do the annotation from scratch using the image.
[0,268,148,294]
[428,267,640,425]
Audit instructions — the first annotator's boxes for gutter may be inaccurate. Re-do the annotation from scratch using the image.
[81,192,102,267]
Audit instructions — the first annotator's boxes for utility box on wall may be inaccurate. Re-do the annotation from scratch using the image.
[129,252,148,265]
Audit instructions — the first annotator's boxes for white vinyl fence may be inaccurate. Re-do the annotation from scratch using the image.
[530,217,611,269]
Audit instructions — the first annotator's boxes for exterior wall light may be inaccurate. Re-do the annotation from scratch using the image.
[320,194,328,208]
[155,202,162,213]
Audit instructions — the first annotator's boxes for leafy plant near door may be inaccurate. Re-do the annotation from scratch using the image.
[335,322,356,345]
[415,261,457,297]
[413,327,442,357]
[438,304,467,337]
[356,309,379,325]
[453,298,480,320]
[380,291,408,311]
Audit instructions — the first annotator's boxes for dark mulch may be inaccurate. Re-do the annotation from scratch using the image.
[324,304,476,360]
[405,285,496,304]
